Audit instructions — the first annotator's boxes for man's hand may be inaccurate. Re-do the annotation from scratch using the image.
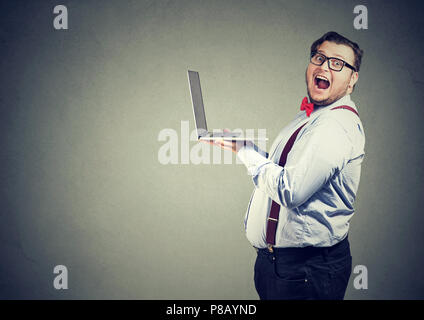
[201,128,255,154]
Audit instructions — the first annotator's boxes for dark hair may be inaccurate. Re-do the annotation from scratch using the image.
[310,31,364,72]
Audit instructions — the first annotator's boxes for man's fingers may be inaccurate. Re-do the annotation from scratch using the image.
[200,138,235,152]
[214,139,224,145]
[200,139,222,146]
[200,140,214,145]
[220,140,233,147]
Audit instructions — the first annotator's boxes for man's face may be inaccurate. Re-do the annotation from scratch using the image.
[306,41,359,106]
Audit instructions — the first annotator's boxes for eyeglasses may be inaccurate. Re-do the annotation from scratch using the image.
[310,52,357,72]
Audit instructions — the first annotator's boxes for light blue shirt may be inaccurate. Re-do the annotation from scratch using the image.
[237,95,365,248]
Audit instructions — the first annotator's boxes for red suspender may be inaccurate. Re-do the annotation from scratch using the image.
[265,105,359,248]
[330,105,359,116]
[265,122,307,246]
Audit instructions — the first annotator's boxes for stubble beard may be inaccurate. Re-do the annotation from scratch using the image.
[306,86,348,107]
[305,71,350,107]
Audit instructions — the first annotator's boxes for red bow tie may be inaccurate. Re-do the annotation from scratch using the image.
[300,97,314,117]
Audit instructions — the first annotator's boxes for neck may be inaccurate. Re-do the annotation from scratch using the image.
[310,94,350,108]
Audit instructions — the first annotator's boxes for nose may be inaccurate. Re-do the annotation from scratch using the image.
[319,60,331,72]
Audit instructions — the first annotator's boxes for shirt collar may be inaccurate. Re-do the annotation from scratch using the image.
[310,94,357,116]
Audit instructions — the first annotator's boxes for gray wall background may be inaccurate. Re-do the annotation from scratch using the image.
[1,0,423,299]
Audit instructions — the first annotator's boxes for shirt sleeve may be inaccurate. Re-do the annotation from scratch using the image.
[237,114,354,209]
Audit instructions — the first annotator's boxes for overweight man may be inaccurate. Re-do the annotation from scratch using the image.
[205,31,365,300]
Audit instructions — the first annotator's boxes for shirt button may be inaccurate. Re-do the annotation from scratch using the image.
[305,279,308,282]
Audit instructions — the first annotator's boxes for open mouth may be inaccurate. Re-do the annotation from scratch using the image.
[314,75,330,90]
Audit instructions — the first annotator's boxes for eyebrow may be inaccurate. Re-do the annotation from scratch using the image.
[317,50,347,61]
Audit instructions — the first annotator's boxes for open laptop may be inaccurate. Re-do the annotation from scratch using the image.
[187,70,268,141]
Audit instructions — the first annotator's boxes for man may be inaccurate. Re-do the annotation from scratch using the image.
[205,31,365,300]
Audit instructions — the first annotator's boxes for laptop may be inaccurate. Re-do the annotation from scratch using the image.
[187,70,268,141]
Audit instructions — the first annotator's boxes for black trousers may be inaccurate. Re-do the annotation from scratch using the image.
[254,237,352,300]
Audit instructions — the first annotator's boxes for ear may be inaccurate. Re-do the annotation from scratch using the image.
[347,71,359,94]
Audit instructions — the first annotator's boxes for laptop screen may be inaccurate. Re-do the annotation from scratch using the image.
[188,70,208,137]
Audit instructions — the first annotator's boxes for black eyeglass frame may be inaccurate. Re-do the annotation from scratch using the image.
[310,52,357,72]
